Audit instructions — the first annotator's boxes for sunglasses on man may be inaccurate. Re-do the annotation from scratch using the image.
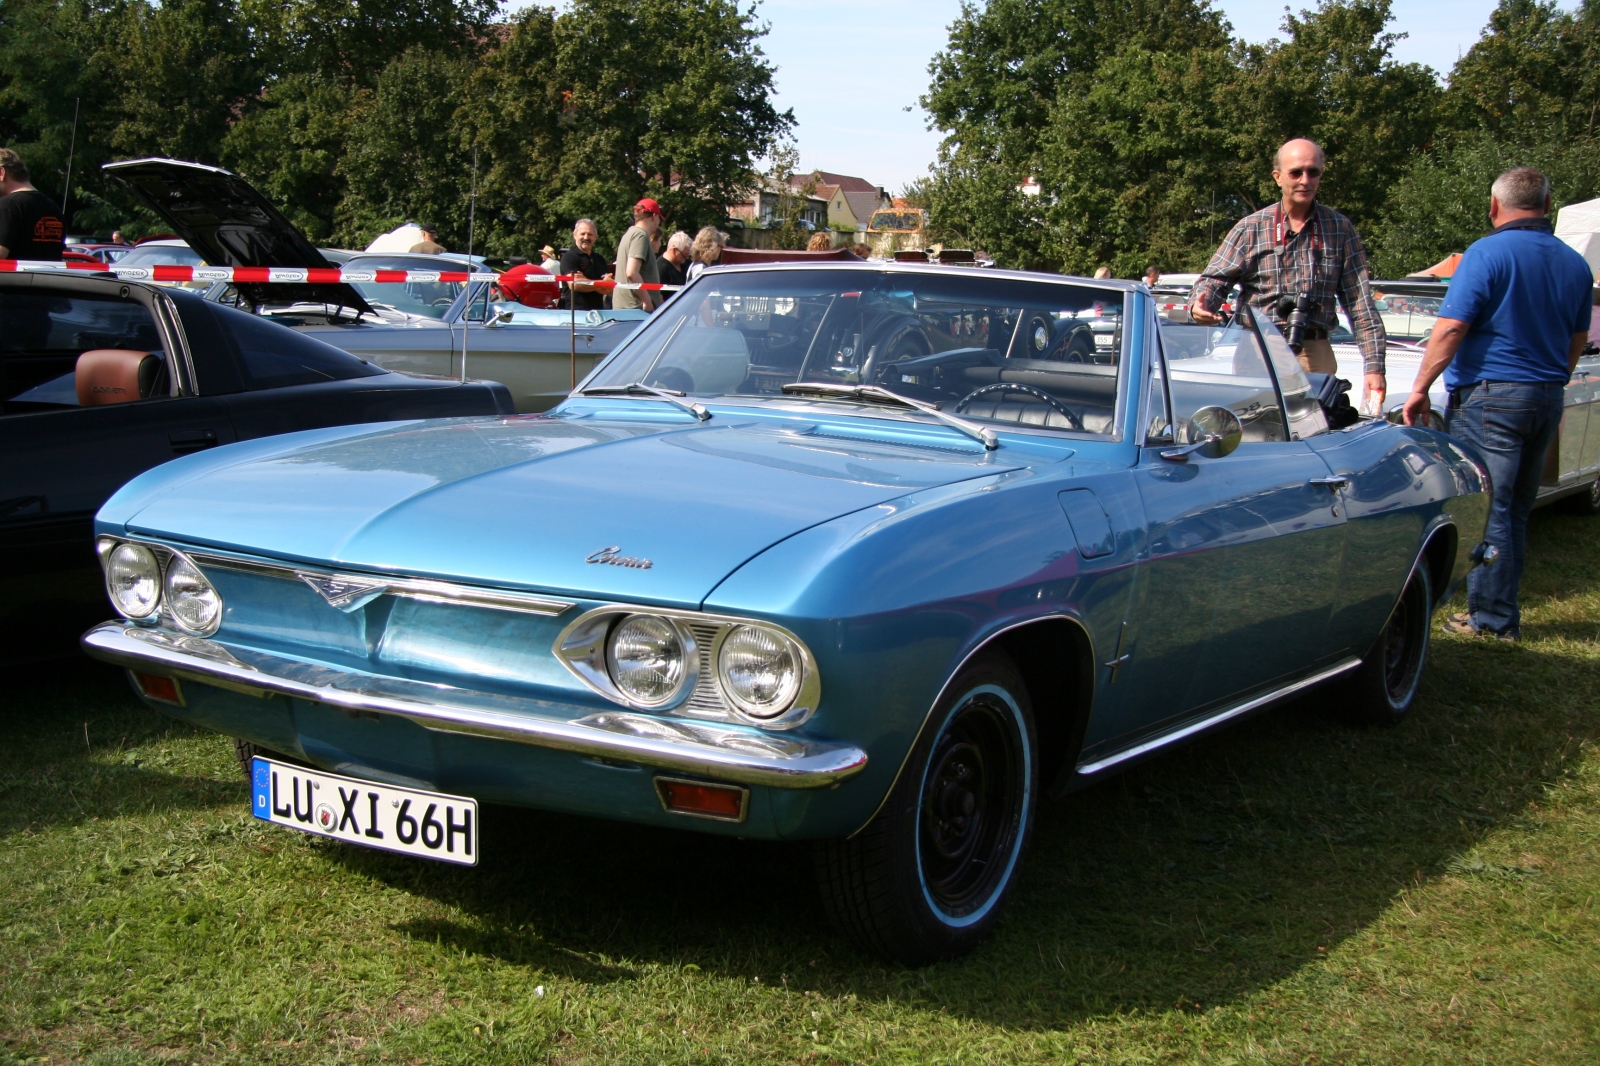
[1286,166,1323,179]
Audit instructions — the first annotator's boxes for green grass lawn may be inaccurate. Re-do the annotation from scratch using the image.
[3,510,1598,1066]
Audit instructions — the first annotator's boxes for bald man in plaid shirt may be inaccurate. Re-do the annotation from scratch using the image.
[1190,139,1388,406]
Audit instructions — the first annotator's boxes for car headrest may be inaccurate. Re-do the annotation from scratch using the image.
[76,349,158,406]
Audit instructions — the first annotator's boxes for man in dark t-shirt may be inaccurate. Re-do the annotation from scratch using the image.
[559,218,613,311]
[0,148,65,262]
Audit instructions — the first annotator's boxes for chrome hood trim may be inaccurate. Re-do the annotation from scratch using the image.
[81,622,866,789]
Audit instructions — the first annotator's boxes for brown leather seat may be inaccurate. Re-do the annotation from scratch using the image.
[76,349,158,406]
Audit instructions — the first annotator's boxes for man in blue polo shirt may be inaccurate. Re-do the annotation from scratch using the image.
[1404,167,1592,640]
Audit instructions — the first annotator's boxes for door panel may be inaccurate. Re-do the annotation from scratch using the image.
[298,321,458,379]
[0,398,237,658]
[1557,369,1592,481]
[1122,441,1347,743]
[454,323,608,412]
[1306,421,1435,656]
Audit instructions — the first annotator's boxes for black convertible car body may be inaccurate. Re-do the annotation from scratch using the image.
[1,269,514,661]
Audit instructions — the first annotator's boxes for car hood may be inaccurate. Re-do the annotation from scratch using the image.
[102,157,374,316]
[117,414,1022,606]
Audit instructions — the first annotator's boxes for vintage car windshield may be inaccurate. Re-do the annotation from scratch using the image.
[1372,288,1441,343]
[586,268,1125,437]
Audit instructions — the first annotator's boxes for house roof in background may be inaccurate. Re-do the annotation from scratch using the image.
[843,190,887,223]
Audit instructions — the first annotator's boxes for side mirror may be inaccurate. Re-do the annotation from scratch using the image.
[1160,405,1243,462]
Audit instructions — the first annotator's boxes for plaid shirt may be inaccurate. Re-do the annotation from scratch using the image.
[1192,202,1386,375]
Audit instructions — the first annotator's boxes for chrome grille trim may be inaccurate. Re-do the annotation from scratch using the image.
[681,623,734,718]
[182,548,575,616]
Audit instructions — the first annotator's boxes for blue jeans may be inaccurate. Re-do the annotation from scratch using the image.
[1447,380,1566,635]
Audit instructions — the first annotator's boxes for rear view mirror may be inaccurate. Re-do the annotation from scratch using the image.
[1159,405,1242,461]
[1186,405,1243,457]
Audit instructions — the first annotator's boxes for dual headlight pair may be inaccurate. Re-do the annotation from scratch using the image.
[100,540,223,635]
[606,615,803,721]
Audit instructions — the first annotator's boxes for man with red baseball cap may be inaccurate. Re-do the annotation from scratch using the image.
[613,197,662,312]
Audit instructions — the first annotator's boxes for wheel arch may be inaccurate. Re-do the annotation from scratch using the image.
[1418,518,1458,610]
[848,612,1097,838]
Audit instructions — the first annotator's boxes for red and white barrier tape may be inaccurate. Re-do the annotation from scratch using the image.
[0,259,679,290]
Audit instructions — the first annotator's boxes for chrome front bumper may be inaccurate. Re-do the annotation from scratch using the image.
[81,622,868,789]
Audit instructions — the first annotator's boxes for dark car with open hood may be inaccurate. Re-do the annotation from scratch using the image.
[103,158,647,413]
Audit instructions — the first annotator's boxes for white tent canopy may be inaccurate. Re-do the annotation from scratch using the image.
[364,223,427,254]
[1555,198,1600,280]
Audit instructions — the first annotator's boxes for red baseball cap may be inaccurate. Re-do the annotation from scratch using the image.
[495,263,558,309]
[634,197,662,216]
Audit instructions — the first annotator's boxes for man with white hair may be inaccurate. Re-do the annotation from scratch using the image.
[1191,138,1387,406]
[1404,167,1592,641]
[657,230,692,290]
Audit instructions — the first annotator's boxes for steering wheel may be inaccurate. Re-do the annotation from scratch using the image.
[862,323,931,384]
[955,382,1084,431]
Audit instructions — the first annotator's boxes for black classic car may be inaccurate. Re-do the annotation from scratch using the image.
[0,268,514,661]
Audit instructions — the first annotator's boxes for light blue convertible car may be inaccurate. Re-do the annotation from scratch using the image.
[82,263,1491,964]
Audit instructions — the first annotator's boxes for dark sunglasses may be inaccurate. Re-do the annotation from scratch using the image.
[1287,166,1323,179]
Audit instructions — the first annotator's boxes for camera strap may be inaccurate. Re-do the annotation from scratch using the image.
[1273,203,1321,283]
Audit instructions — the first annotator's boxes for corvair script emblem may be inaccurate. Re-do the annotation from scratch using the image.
[586,547,653,570]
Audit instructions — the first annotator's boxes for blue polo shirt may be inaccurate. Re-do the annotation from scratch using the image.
[1438,219,1592,388]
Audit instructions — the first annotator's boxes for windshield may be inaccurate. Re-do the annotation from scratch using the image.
[115,243,209,291]
[338,256,468,319]
[1372,288,1441,342]
[584,268,1126,437]
[118,243,203,268]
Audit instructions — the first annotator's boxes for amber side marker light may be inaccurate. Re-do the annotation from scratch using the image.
[655,777,749,823]
[132,671,184,707]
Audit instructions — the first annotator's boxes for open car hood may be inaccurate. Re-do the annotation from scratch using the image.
[112,415,1020,607]
[102,158,373,316]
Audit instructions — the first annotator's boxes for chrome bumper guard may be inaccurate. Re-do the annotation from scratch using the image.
[81,622,867,790]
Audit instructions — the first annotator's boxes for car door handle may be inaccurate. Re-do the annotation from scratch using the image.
[1309,476,1350,491]
[169,429,219,455]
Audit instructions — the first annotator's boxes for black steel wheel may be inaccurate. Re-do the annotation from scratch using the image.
[814,650,1037,965]
[1336,562,1432,726]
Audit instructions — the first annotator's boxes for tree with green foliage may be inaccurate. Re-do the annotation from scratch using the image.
[1232,0,1440,233]
[924,0,1438,273]
[1367,0,1600,276]
[921,0,1232,269]
[1035,44,1244,275]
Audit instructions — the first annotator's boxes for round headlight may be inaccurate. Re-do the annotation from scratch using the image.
[164,553,222,634]
[718,625,801,719]
[606,614,686,705]
[106,542,161,619]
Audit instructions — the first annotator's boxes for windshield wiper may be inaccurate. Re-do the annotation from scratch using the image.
[578,382,711,421]
[780,382,998,450]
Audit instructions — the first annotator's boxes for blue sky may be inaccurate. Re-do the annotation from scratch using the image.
[749,0,1575,193]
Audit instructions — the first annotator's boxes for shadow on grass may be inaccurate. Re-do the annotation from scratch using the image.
[18,511,1599,1031]
[0,660,244,836]
[333,509,1600,1029]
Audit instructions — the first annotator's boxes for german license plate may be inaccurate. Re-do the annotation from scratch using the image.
[250,757,477,865]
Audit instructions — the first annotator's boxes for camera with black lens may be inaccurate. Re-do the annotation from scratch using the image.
[1274,292,1317,353]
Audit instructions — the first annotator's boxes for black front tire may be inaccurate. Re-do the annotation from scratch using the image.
[814,650,1038,965]
[1337,562,1432,726]
[1565,478,1600,516]
[233,738,299,778]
